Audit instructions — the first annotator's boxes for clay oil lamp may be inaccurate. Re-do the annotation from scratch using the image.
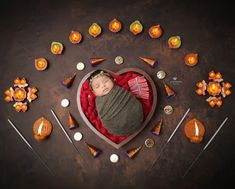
[148,24,162,38]
[130,20,143,35]
[35,58,48,71]
[14,88,27,102]
[51,42,63,55]
[89,23,102,37]
[168,36,181,49]
[184,53,198,67]
[207,82,221,96]
[109,18,122,33]
[69,31,82,44]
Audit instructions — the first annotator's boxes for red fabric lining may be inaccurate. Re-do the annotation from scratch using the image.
[80,72,153,144]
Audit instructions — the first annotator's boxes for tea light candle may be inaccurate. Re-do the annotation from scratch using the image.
[130,20,143,35]
[207,82,221,96]
[148,24,162,38]
[184,53,198,66]
[14,88,26,101]
[51,42,63,55]
[89,23,102,37]
[168,36,181,49]
[69,31,82,44]
[35,58,48,71]
[109,18,122,33]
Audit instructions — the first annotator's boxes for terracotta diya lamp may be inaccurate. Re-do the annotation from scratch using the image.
[109,18,122,33]
[168,36,181,49]
[207,82,221,96]
[14,88,27,102]
[184,53,198,66]
[148,24,162,38]
[195,80,207,95]
[51,42,63,55]
[206,96,223,107]
[69,31,82,44]
[221,82,232,98]
[35,58,48,71]
[89,23,102,37]
[208,70,216,80]
[130,20,143,35]
[184,118,205,143]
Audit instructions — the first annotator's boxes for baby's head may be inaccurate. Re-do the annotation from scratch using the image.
[89,70,114,97]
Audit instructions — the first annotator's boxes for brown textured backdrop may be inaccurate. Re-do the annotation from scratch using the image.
[0,0,234,189]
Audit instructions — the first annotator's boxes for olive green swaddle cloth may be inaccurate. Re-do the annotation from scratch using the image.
[96,85,144,136]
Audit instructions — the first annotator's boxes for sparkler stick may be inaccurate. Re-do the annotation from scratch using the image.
[182,117,228,178]
[7,119,54,176]
[50,109,87,167]
[148,108,191,171]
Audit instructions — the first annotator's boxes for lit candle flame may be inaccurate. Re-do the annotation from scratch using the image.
[38,120,44,135]
[194,121,199,137]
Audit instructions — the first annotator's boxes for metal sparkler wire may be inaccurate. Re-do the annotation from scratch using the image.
[182,117,228,178]
[7,119,55,176]
[148,108,191,172]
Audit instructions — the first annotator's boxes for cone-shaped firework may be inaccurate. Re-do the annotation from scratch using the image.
[139,57,157,67]
[89,58,105,66]
[151,119,163,136]
[68,111,79,129]
[61,73,76,88]
[85,142,101,158]
[126,146,142,159]
[164,83,176,98]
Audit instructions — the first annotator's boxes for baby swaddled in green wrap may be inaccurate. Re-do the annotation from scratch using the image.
[89,70,144,136]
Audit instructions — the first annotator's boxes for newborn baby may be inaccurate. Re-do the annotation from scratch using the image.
[89,70,144,136]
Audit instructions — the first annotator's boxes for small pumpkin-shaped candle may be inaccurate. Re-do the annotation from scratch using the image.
[130,20,143,35]
[109,18,122,33]
[89,23,102,37]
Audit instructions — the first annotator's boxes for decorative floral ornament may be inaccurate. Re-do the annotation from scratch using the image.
[4,77,38,112]
[196,71,232,107]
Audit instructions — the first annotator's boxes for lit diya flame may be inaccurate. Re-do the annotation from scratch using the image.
[148,24,162,38]
[89,23,102,37]
[184,53,198,66]
[14,88,26,102]
[35,58,48,71]
[51,42,63,55]
[168,36,181,49]
[130,20,143,35]
[194,121,199,137]
[69,31,82,44]
[109,18,122,33]
[207,82,221,96]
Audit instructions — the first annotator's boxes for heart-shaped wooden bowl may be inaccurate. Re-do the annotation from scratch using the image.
[77,68,157,149]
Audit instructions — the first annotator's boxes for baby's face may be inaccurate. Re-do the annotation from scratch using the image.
[91,75,114,97]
